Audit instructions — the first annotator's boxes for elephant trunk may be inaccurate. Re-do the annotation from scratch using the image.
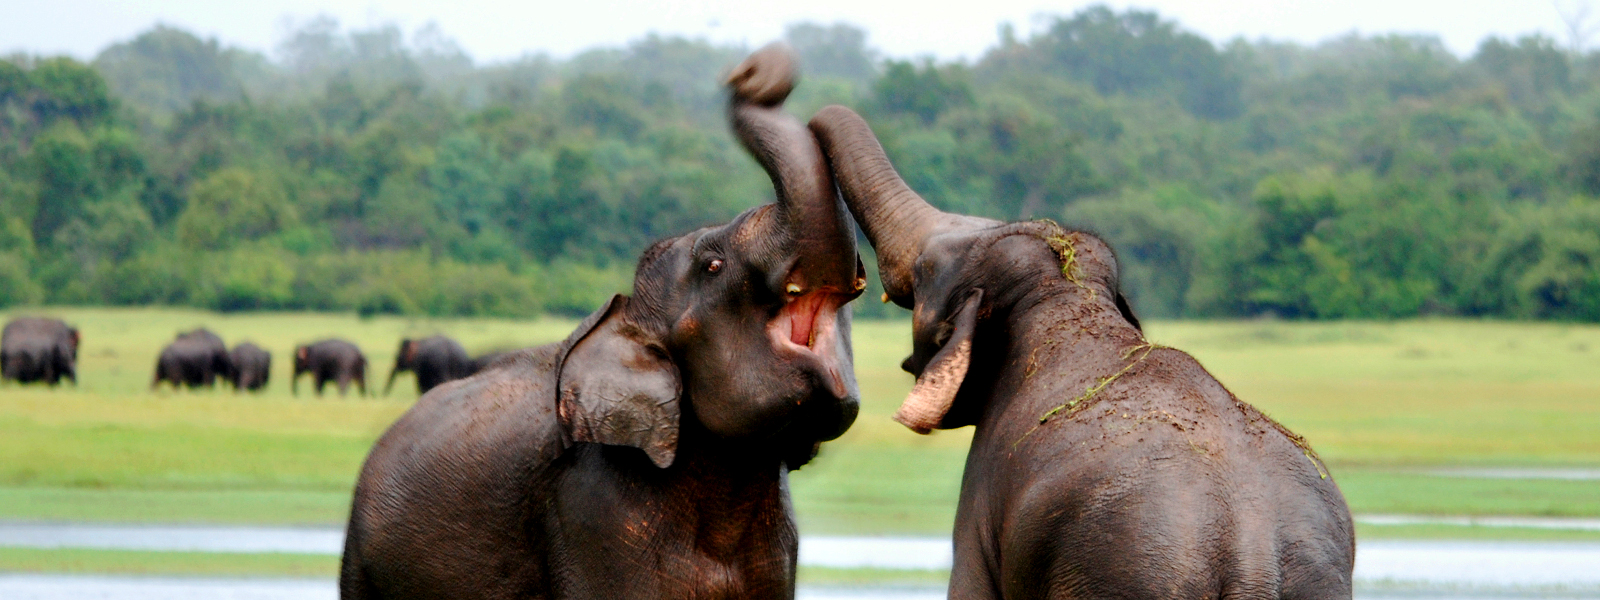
[383,364,401,396]
[809,105,960,306]
[726,43,859,297]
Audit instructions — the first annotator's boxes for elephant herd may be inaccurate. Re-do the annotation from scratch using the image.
[2,319,505,397]
[339,45,1354,600]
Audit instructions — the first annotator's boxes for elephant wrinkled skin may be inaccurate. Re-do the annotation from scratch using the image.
[341,44,864,600]
[811,105,1355,600]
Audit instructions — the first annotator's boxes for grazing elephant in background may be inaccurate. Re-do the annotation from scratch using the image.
[383,335,471,395]
[229,342,271,392]
[810,105,1355,600]
[152,328,232,389]
[341,44,864,600]
[1,317,79,386]
[293,339,367,397]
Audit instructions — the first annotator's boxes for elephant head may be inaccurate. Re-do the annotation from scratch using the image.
[809,105,1140,433]
[551,44,864,470]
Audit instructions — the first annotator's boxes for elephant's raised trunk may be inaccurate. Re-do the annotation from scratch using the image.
[809,105,962,306]
[726,44,859,297]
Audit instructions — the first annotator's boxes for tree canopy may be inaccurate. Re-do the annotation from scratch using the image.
[1,6,1597,321]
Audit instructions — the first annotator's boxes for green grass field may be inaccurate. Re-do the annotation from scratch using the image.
[2,307,1599,577]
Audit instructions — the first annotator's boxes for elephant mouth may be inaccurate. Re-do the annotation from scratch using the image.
[768,290,851,399]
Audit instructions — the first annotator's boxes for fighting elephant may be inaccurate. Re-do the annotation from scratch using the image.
[1,317,79,386]
[292,339,367,397]
[383,335,471,395]
[152,328,232,389]
[341,44,863,600]
[229,342,271,392]
[810,105,1355,600]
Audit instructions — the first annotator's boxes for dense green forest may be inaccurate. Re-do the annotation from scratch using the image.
[2,6,1597,320]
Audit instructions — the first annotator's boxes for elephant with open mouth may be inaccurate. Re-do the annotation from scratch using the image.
[340,44,864,600]
[810,105,1355,599]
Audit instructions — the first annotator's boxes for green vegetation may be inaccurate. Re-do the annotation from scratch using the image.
[0,547,958,585]
[3,7,1599,320]
[1,308,1596,538]
[0,548,335,577]
[0,308,1595,583]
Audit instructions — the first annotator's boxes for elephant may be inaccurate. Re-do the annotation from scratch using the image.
[151,328,232,389]
[809,105,1355,600]
[229,342,271,392]
[292,339,367,396]
[1,317,79,386]
[383,335,472,395]
[340,44,864,600]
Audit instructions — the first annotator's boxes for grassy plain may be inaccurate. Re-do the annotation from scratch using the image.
[1,308,1598,543]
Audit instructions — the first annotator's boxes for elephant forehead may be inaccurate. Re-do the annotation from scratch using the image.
[730,204,777,246]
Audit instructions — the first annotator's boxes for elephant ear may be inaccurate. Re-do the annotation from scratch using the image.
[893,290,984,434]
[556,295,682,468]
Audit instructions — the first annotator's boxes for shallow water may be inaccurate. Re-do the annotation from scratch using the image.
[0,575,949,600]
[5,523,1600,595]
[0,576,1595,600]
[1357,514,1600,532]
[1427,467,1600,481]
[0,523,343,554]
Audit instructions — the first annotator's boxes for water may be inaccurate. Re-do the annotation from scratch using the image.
[798,536,951,570]
[5,523,1600,597]
[0,575,1595,600]
[0,523,344,554]
[0,575,946,600]
[1427,467,1600,481]
[1358,514,1600,532]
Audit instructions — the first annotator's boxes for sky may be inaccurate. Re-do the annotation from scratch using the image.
[0,0,1579,64]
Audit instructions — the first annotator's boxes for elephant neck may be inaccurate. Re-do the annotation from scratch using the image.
[655,426,796,563]
[966,289,1148,437]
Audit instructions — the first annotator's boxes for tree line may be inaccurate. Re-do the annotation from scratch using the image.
[2,6,1597,320]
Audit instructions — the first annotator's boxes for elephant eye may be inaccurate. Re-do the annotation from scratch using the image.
[705,259,724,275]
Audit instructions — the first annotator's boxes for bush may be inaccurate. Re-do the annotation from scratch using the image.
[540,259,633,317]
[0,251,42,307]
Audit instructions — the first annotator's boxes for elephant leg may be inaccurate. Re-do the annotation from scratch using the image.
[337,374,351,396]
[315,375,328,396]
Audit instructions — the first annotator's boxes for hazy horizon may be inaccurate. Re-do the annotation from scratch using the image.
[1,0,1580,65]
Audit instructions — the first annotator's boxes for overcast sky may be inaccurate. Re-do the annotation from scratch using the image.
[0,0,1578,63]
